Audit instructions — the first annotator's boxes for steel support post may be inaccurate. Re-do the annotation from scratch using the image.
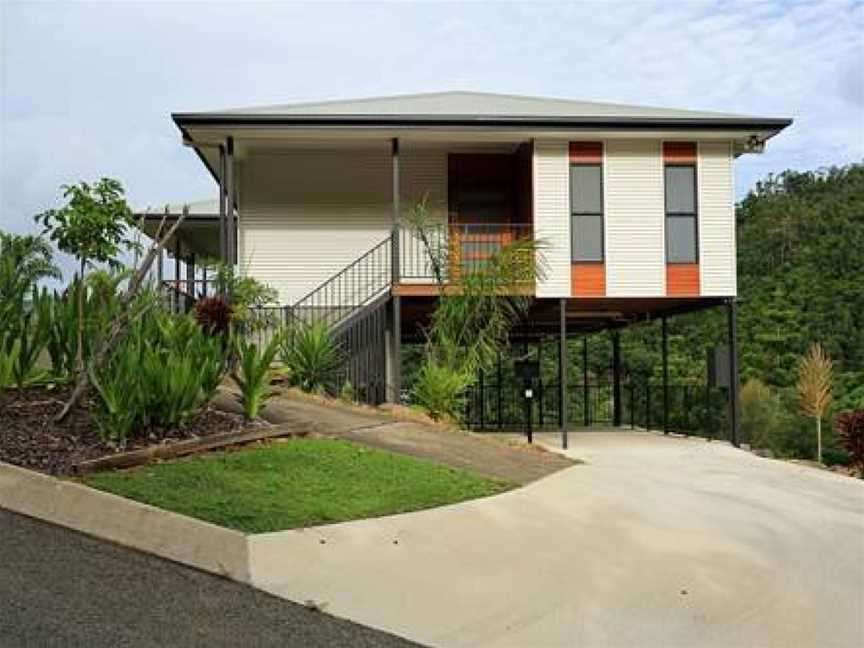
[612,330,622,427]
[582,337,589,427]
[225,137,236,268]
[662,315,669,434]
[391,137,400,283]
[727,299,741,447]
[559,299,568,449]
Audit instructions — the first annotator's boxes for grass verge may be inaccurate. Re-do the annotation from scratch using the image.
[80,438,514,533]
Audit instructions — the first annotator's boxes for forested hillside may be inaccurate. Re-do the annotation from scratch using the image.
[734,163,864,406]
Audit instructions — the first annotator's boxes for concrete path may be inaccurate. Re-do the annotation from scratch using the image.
[268,392,574,484]
[0,509,419,647]
[249,431,864,648]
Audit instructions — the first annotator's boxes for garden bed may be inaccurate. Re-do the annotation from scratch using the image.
[0,385,248,475]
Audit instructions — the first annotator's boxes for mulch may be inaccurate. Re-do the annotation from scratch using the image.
[0,385,246,476]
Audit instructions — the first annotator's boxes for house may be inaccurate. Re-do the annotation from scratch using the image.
[139,91,791,445]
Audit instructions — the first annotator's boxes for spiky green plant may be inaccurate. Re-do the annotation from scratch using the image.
[32,287,78,380]
[280,322,342,393]
[427,237,547,375]
[89,340,142,442]
[232,334,282,420]
[88,305,228,440]
[411,360,473,422]
[0,230,61,322]
[0,335,19,391]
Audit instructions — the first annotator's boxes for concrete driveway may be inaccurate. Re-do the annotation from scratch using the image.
[249,431,864,648]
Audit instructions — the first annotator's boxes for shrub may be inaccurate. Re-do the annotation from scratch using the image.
[411,360,472,422]
[201,262,278,334]
[0,312,50,390]
[0,335,18,391]
[836,410,864,476]
[195,296,232,336]
[281,323,342,393]
[231,334,281,420]
[89,340,142,442]
[740,378,785,450]
[89,307,228,441]
[33,287,78,380]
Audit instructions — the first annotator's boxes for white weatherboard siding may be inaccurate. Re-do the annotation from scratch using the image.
[239,150,392,304]
[698,141,736,296]
[532,140,570,297]
[605,140,665,297]
[239,147,450,304]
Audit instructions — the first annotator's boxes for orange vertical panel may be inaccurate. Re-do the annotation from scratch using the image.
[666,264,700,296]
[663,142,697,164]
[569,142,603,163]
[571,263,606,297]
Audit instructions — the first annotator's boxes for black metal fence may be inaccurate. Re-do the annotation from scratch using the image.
[465,378,732,441]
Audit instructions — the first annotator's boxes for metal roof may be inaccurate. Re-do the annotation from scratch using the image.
[173,91,791,130]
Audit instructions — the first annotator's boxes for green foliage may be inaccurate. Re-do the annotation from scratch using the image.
[280,323,342,393]
[428,237,546,376]
[0,232,61,382]
[401,197,547,393]
[34,178,136,270]
[231,334,282,420]
[89,305,228,441]
[201,260,278,333]
[0,307,50,391]
[411,360,473,422]
[0,336,17,390]
[89,340,141,441]
[740,378,789,452]
[0,231,61,322]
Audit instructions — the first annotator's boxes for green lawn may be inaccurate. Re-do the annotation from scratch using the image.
[81,438,513,533]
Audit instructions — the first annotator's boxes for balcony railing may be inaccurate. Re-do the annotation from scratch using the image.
[398,223,533,283]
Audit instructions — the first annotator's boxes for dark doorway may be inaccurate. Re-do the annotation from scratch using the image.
[448,153,517,225]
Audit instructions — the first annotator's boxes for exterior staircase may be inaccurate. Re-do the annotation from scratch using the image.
[285,233,396,406]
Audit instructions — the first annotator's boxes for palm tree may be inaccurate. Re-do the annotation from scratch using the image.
[401,198,546,376]
[797,343,833,463]
[0,230,61,303]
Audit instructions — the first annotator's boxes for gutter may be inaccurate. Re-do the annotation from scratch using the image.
[172,112,792,133]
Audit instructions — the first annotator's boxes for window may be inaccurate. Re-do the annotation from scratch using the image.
[664,155,698,263]
[570,161,604,262]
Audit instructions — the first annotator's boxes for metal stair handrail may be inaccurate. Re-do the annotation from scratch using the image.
[288,234,393,330]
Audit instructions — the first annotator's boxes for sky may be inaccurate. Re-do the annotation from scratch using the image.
[1,0,862,278]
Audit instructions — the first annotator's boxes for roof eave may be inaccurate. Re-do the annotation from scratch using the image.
[172,112,792,133]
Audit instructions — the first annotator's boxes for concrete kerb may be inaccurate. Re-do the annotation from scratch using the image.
[0,461,251,584]
[0,457,539,604]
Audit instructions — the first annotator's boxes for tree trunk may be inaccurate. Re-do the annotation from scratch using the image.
[75,259,86,374]
[816,416,822,464]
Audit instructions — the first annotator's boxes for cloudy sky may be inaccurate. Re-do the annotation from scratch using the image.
[1,0,862,276]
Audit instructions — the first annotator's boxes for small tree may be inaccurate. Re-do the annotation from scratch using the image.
[35,179,137,372]
[796,343,833,463]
